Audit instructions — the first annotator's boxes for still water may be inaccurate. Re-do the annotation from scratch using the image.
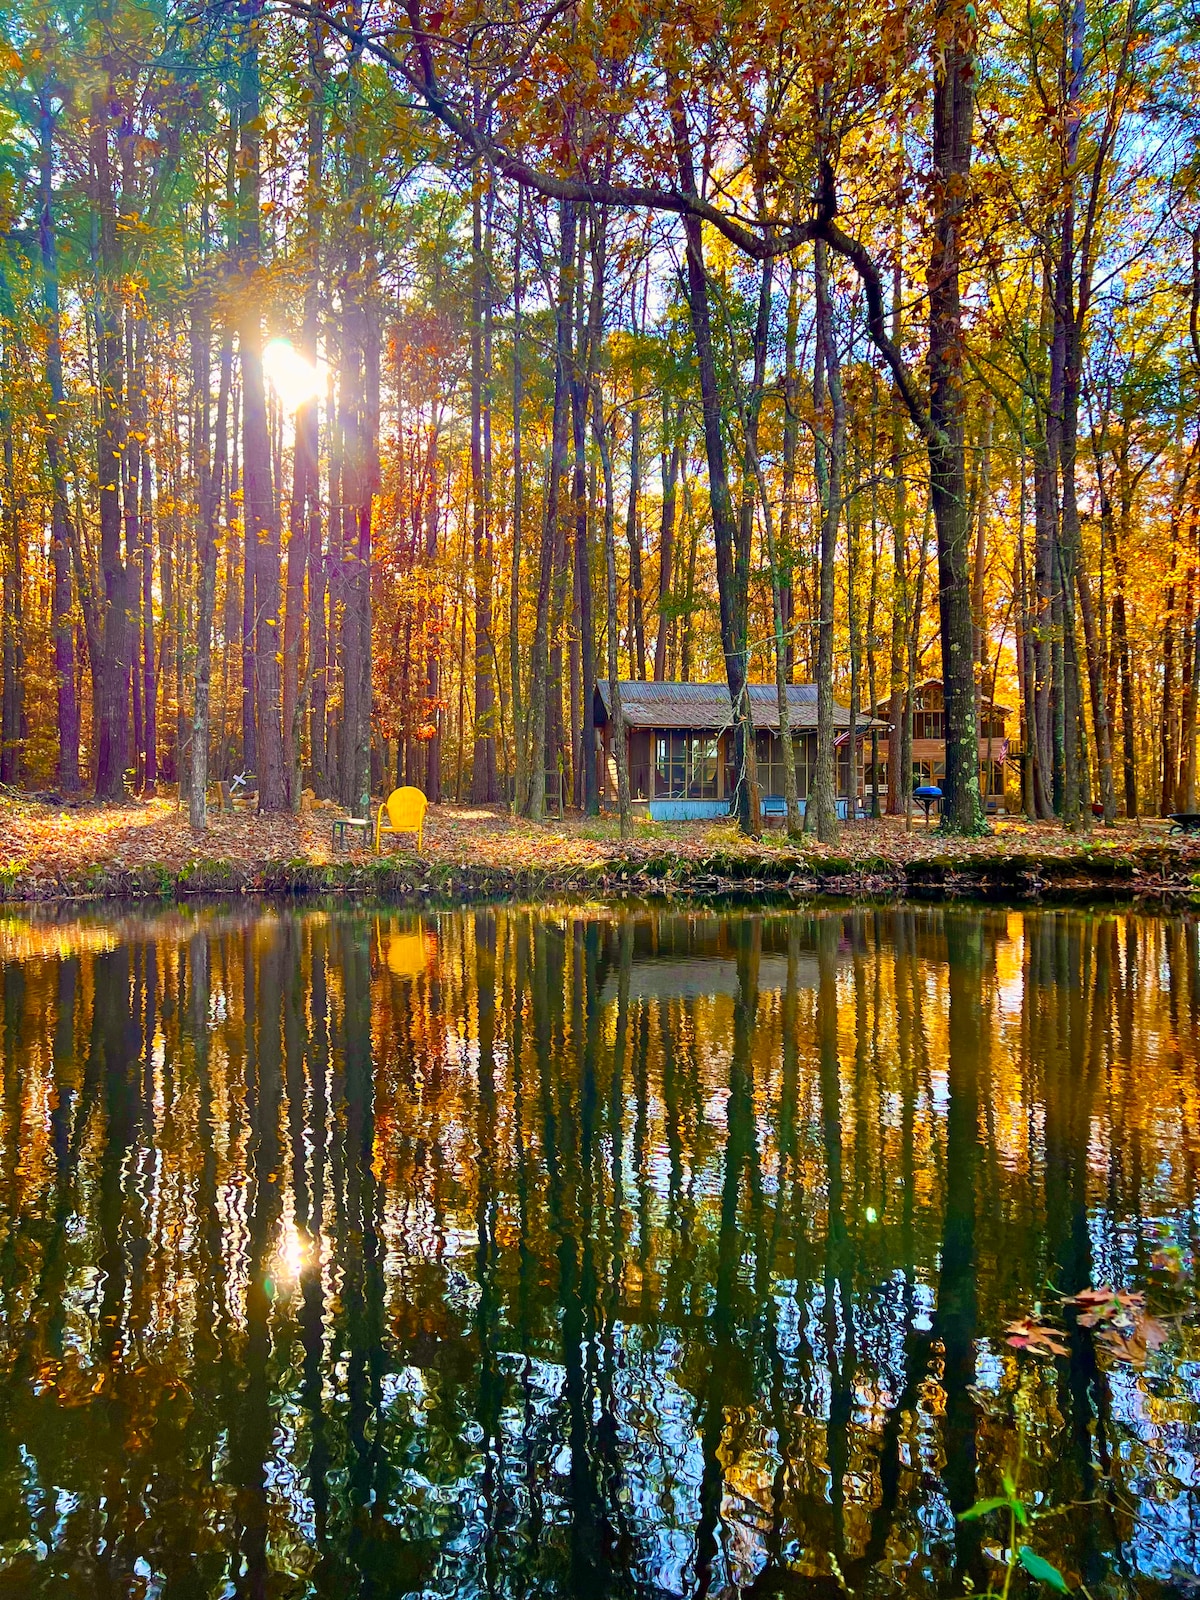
[0,902,1196,1599]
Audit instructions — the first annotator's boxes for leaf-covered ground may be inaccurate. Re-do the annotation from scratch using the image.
[2,790,1198,901]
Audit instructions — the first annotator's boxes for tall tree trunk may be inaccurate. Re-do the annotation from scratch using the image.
[653,420,681,683]
[509,185,525,808]
[283,25,324,809]
[191,328,232,829]
[670,94,758,833]
[626,401,646,681]
[741,258,801,836]
[573,210,599,816]
[141,418,157,792]
[810,237,843,843]
[923,2,986,833]
[1181,515,1199,811]
[470,172,498,802]
[38,87,79,792]
[886,250,908,816]
[423,440,442,801]
[0,364,22,788]
[91,83,133,800]
[238,0,285,810]
[525,199,575,821]
[1016,486,1038,819]
[780,261,801,683]
[589,237,632,839]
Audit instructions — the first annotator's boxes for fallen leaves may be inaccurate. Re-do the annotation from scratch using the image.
[1004,1317,1070,1358]
[1005,1286,1172,1368]
[1,792,1198,900]
[1063,1287,1168,1369]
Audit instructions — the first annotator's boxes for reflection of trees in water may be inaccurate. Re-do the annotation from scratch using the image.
[0,905,1196,1596]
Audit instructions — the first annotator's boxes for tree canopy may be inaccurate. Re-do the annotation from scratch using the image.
[0,0,1196,835]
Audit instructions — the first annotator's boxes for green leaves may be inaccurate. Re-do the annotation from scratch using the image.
[1018,1545,1071,1592]
[957,1495,1012,1521]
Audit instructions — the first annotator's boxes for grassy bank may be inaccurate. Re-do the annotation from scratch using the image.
[2,792,1199,904]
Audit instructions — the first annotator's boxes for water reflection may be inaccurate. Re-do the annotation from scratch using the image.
[0,903,1197,1597]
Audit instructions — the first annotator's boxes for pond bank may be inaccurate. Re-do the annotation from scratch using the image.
[2,793,1198,904]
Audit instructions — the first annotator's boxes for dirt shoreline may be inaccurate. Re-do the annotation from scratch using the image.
[3,840,1199,906]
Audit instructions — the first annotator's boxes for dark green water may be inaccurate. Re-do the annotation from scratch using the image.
[0,902,1197,1599]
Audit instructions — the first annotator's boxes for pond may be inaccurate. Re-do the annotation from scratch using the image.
[0,901,1197,1598]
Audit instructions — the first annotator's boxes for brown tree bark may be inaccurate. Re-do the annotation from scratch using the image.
[509,185,525,808]
[670,94,759,833]
[653,418,681,683]
[925,3,986,834]
[190,323,232,829]
[525,198,575,821]
[283,23,324,809]
[470,172,499,801]
[810,237,844,843]
[37,84,79,793]
[238,0,285,810]
[91,83,133,800]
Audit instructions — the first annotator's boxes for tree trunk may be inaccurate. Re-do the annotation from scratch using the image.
[283,26,324,810]
[780,261,801,683]
[626,401,646,681]
[0,372,22,788]
[525,199,575,821]
[470,174,498,802]
[91,84,133,801]
[574,210,599,816]
[509,185,525,808]
[238,0,285,810]
[886,251,908,816]
[191,328,232,829]
[38,89,79,793]
[589,249,632,839]
[810,237,843,843]
[926,3,985,834]
[653,421,681,683]
[670,95,758,833]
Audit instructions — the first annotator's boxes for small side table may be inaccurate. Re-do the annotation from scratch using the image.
[331,816,371,852]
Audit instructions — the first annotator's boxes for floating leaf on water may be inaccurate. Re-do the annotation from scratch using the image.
[1061,1286,1169,1367]
[1004,1317,1070,1358]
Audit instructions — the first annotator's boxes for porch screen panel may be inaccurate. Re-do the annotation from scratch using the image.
[688,737,718,799]
[756,733,811,798]
[655,732,687,797]
[656,731,720,799]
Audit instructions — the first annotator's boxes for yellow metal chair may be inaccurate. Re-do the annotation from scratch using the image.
[375,786,429,853]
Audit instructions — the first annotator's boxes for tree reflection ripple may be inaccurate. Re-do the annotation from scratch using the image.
[0,903,1196,1597]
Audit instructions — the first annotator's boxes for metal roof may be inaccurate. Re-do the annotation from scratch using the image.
[869,678,1012,718]
[594,680,886,732]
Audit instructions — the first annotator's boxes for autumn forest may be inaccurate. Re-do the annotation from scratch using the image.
[0,0,1197,840]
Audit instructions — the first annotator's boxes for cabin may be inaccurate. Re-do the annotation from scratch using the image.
[593,681,885,822]
[867,678,1013,812]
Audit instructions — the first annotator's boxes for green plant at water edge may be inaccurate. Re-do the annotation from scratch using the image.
[959,1451,1074,1597]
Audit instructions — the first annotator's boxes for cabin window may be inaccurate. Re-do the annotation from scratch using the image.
[655,732,719,799]
[912,709,946,741]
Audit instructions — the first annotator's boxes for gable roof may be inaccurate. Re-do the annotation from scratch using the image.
[869,678,1012,719]
[594,680,885,732]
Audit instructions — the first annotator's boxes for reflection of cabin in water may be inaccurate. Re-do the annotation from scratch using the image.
[596,913,847,1005]
[594,682,885,822]
[868,678,1013,812]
